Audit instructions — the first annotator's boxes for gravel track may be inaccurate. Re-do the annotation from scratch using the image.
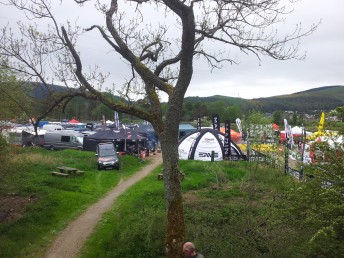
[44,153,163,258]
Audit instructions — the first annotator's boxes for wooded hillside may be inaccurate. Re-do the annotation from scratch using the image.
[251,85,344,112]
[19,84,344,122]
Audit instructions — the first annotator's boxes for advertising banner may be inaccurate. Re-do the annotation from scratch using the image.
[197,116,201,130]
[212,114,220,131]
[224,120,231,158]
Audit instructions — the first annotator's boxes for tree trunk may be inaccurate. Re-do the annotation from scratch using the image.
[160,122,185,258]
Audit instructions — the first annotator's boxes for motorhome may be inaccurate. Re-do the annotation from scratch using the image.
[43,130,84,150]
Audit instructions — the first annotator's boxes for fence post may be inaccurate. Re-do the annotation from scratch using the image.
[284,141,289,175]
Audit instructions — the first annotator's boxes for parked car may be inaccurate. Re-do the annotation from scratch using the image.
[96,142,119,170]
[43,130,84,150]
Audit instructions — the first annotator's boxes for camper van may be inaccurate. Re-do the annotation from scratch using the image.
[43,130,84,150]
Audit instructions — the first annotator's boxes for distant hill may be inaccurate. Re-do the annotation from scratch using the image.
[183,85,344,113]
[27,83,344,119]
[184,95,249,107]
[28,82,74,100]
[251,85,344,113]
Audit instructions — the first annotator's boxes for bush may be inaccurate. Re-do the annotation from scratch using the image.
[282,139,344,257]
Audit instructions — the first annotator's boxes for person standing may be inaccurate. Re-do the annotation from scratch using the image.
[183,242,204,258]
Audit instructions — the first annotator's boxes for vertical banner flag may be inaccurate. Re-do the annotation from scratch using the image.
[212,114,220,131]
[288,125,294,146]
[284,119,294,146]
[224,120,231,158]
[284,119,289,138]
[301,124,306,164]
[114,111,119,129]
[197,116,202,130]
[317,112,325,135]
[236,118,242,138]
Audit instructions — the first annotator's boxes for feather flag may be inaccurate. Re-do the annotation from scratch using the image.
[317,112,325,135]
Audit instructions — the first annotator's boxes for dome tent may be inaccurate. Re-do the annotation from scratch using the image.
[178,128,246,161]
[219,127,242,143]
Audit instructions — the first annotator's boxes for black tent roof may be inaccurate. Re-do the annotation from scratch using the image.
[83,128,148,152]
[87,128,147,141]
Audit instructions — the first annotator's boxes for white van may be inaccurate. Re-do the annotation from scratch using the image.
[42,124,64,131]
[43,130,84,150]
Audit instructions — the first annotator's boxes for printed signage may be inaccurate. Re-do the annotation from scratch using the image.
[212,114,220,131]
[199,152,218,158]
[224,120,231,158]
[197,116,201,130]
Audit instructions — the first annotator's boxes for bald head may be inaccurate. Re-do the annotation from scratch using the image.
[183,242,196,257]
[183,242,195,251]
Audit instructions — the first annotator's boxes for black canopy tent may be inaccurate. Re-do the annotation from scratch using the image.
[106,123,158,150]
[83,128,147,152]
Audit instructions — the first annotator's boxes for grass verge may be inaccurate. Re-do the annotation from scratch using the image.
[79,160,301,257]
[0,145,148,258]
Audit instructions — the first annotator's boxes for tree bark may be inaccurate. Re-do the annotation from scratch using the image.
[158,107,185,258]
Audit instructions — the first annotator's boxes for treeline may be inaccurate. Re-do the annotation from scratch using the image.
[39,85,344,122]
[176,86,344,122]
[4,80,344,123]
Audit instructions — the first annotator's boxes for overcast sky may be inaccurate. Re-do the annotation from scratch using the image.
[189,0,344,100]
[0,0,343,101]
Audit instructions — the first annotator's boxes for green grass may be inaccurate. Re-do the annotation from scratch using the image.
[2,140,342,257]
[79,165,167,258]
[78,160,301,258]
[0,145,147,258]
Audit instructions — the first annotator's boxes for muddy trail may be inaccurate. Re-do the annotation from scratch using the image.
[45,153,163,258]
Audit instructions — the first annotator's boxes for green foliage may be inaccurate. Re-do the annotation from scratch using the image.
[282,140,344,257]
[272,110,282,125]
[335,106,344,122]
[224,105,241,121]
[0,133,8,149]
[292,111,298,125]
[246,110,272,125]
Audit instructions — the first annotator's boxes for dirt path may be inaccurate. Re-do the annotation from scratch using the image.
[45,153,163,258]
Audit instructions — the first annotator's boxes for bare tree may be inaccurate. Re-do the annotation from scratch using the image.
[0,0,318,256]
